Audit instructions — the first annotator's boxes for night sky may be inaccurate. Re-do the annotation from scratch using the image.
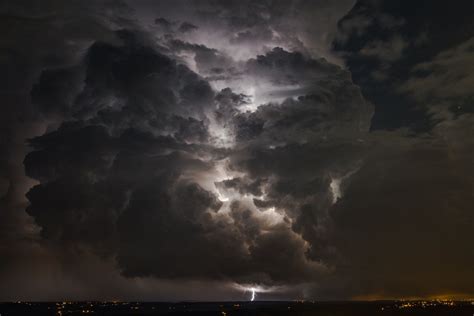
[0,0,473,301]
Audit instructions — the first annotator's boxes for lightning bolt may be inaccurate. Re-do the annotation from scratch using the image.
[251,288,256,301]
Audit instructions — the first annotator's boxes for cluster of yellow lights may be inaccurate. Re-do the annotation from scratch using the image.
[394,300,458,310]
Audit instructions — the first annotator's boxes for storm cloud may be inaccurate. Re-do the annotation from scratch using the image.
[0,0,473,301]
[23,27,368,288]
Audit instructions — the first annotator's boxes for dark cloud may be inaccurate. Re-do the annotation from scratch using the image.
[334,0,474,131]
[246,47,343,86]
[232,47,372,144]
[154,18,199,35]
[168,39,234,76]
[23,30,352,288]
[214,88,251,125]
[178,21,198,33]
[358,35,407,63]
[23,32,219,259]
[131,0,355,65]
[216,177,264,197]
[155,17,172,29]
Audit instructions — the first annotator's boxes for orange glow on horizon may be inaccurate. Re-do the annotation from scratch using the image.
[351,293,474,301]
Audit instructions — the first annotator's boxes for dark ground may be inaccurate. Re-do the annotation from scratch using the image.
[1,301,474,316]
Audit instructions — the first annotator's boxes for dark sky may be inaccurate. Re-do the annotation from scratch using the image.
[0,0,473,301]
